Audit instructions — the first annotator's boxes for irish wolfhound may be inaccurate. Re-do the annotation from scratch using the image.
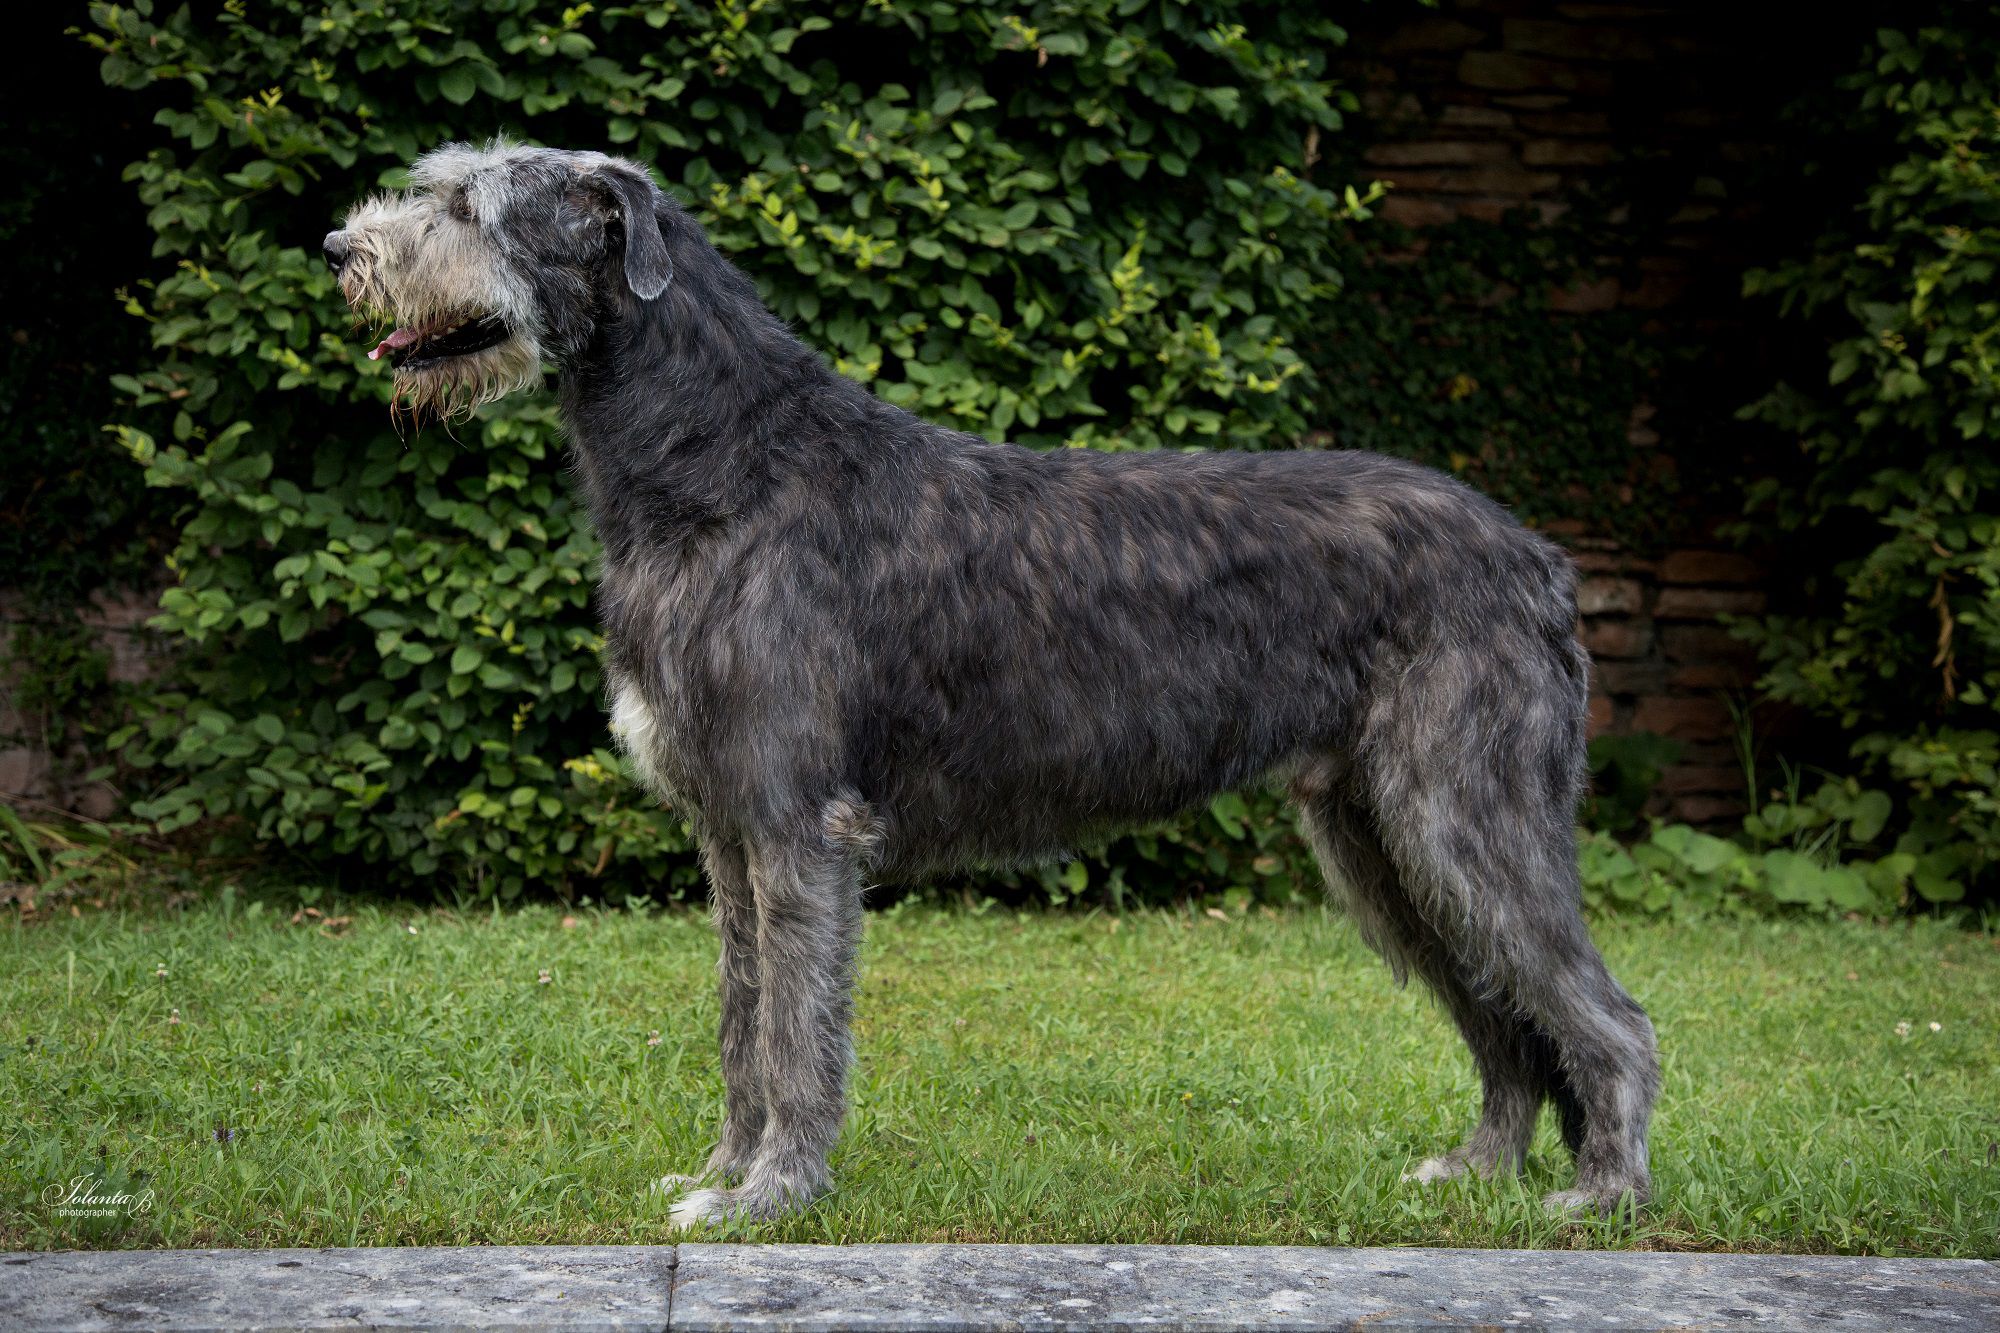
[325,141,1660,1227]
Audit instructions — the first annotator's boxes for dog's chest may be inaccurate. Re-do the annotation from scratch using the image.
[597,554,713,816]
[606,673,682,803]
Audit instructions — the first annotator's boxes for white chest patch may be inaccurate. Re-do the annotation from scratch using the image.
[608,679,673,803]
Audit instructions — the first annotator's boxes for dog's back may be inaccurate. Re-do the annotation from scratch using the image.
[774,433,1581,875]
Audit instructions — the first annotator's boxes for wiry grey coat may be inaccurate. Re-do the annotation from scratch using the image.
[326,142,1659,1228]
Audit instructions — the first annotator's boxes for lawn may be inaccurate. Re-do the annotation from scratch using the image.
[2,899,1995,1256]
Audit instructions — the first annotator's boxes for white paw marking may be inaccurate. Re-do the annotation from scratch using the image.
[651,1173,702,1196]
[1403,1155,1462,1184]
[669,1187,729,1230]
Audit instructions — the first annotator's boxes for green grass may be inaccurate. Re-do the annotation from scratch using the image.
[2,900,1996,1255]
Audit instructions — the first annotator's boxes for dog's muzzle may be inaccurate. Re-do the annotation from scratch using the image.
[373,315,515,370]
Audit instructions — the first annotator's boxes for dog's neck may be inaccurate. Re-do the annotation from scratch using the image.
[556,234,868,566]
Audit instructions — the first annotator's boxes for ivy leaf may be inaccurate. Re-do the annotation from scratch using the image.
[438,66,477,106]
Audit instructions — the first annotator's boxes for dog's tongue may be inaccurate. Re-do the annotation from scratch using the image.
[369,327,420,361]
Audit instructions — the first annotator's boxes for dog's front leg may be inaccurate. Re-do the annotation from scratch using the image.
[654,839,765,1198]
[706,840,765,1179]
[670,829,862,1228]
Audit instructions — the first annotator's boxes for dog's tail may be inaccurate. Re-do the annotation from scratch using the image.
[1529,532,1593,818]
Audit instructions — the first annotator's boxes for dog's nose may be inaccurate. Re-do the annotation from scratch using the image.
[322,231,351,273]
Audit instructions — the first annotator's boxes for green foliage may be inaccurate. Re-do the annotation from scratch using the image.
[1584,823,1882,919]
[1738,15,2000,898]
[991,787,1317,912]
[1314,212,1688,542]
[1576,733,1961,921]
[0,808,150,909]
[1583,731,1684,835]
[3,623,113,737]
[90,0,1367,900]
[0,620,139,820]
[0,804,44,886]
[1584,773,1972,919]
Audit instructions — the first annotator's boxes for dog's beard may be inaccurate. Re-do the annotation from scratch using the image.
[389,335,541,425]
[339,263,542,425]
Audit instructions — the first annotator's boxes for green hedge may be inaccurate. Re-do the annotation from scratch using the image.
[92,0,1369,900]
[1736,15,2000,905]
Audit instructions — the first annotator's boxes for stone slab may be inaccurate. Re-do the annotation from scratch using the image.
[1,1244,1994,1331]
[670,1244,2000,1331]
[0,1245,674,1332]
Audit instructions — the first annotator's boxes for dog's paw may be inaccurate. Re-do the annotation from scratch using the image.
[651,1173,706,1197]
[667,1180,815,1230]
[1542,1183,1646,1217]
[1403,1149,1482,1184]
[668,1187,735,1230]
[1403,1142,1526,1185]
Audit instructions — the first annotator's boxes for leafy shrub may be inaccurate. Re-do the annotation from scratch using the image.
[1587,823,1912,919]
[1583,824,1882,918]
[90,0,1367,900]
[0,806,155,914]
[984,787,1318,912]
[1737,16,2000,903]
[1584,769,1970,919]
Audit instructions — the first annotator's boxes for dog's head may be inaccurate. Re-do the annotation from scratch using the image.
[324,140,676,420]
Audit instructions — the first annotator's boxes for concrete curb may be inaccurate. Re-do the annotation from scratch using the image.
[2,1243,1994,1331]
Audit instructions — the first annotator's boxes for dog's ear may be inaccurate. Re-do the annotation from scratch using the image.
[586,163,673,301]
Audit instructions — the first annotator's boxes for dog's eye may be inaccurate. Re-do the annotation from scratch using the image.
[449,193,475,224]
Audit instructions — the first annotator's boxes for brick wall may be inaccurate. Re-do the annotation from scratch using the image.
[1563,534,1762,823]
[1346,1,1795,302]
[1340,0,1826,823]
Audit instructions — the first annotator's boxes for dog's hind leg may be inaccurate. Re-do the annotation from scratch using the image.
[1297,776,1550,1181]
[1362,645,1660,1214]
[670,797,875,1228]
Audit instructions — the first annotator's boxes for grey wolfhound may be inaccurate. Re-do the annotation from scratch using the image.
[325,142,1659,1226]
